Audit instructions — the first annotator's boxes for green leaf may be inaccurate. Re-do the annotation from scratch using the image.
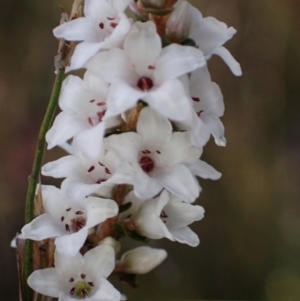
[180,38,197,47]
[161,37,172,48]
[113,223,126,234]
[127,230,149,243]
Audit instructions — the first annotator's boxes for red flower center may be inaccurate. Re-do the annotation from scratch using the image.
[140,156,154,173]
[137,77,154,91]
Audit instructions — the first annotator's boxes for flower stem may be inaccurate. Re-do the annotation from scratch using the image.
[23,69,65,301]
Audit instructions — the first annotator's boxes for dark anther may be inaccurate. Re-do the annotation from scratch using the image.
[88,166,95,173]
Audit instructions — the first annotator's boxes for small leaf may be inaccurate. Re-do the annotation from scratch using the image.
[180,38,197,47]
[127,230,149,243]
[113,223,126,235]
[161,37,172,48]
[118,202,132,214]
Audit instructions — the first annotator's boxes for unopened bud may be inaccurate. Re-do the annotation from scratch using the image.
[166,0,192,42]
[98,237,121,255]
[120,246,167,274]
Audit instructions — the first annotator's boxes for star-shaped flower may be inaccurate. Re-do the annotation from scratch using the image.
[130,190,205,247]
[53,0,132,71]
[20,185,118,256]
[87,21,206,122]
[105,107,201,203]
[46,72,120,160]
[167,0,242,76]
[42,149,123,202]
[28,245,121,301]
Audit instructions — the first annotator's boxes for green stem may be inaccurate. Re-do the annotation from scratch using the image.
[23,69,65,301]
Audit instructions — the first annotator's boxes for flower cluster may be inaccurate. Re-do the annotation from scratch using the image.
[19,0,241,300]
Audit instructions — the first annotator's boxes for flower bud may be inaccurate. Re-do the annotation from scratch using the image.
[120,246,167,274]
[166,0,192,42]
[98,237,121,255]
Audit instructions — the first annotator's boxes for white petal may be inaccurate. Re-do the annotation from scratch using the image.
[90,278,121,301]
[54,250,85,276]
[132,170,162,200]
[67,42,105,72]
[20,214,64,240]
[133,191,173,240]
[211,46,242,76]
[46,112,88,149]
[87,49,135,83]
[190,112,211,148]
[84,0,111,23]
[42,156,84,179]
[84,245,115,279]
[196,83,224,117]
[113,0,131,12]
[84,71,109,98]
[28,268,62,297]
[159,132,201,166]
[85,197,118,228]
[154,164,200,203]
[154,44,206,83]
[42,185,68,218]
[105,81,144,118]
[137,107,172,149]
[101,12,132,50]
[53,18,100,42]
[59,75,86,112]
[105,132,141,163]
[72,122,105,162]
[121,246,167,274]
[55,227,89,257]
[188,159,221,180]
[169,226,200,247]
[190,65,212,98]
[61,179,113,202]
[145,79,192,121]
[124,21,161,77]
[58,293,75,301]
[164,200,205,229]
[201,115,226,146]
[191,15,236,55]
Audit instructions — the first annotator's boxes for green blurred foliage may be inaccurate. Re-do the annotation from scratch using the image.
[1,0,300,300]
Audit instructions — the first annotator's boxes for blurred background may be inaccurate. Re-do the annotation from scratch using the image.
[1,0,300,299]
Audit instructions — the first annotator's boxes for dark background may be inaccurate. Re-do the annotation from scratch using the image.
[1,0,300,299]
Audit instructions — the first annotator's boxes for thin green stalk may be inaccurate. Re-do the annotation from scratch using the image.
[23,69,65,301]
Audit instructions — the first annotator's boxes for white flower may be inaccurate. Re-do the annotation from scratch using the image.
[177,66,226,147]
[169,1,241,76]
[166,0,193,41]
[118,246,167,274]
[131,190,205,246]
[98,237,121,255]
[53,0,132,71]
[19,185,118,256]
[42,149,122,202]
[28,246,121,301]
[190,66,226,146]
[105,107,201,203]
[46,72,120,160]
[87,21,206,122]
